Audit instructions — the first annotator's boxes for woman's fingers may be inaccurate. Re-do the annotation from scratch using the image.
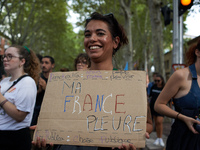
[118,144,136,150]
[145,132,150,139]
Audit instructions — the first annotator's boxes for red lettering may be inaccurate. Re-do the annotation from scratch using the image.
[115,94,126,113]
[83,94,93,111]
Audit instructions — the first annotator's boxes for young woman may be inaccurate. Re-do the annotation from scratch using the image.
[74,53,91,71]
[149,74,165,146]
[155,39,200,150]
[84,12,153,150]
[33,12,153,150]
[0,45,41,150]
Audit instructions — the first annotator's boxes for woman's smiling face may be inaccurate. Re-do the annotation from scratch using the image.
[84,20,118,62]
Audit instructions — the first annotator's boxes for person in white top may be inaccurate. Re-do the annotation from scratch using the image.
[0,45,41,150]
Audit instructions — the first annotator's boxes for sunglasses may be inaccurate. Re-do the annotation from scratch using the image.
[77,59,88,65]
[86,13,114,21]
[154,80,161,82]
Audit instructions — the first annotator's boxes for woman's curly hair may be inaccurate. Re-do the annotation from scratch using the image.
[186,39,200,66]
[74,53,91,70]
[10,45,41,84]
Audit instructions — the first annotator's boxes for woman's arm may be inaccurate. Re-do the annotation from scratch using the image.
[146,104,153,134]
[154,70,182,118]
[0,93,28,122]
[154,69,200,134]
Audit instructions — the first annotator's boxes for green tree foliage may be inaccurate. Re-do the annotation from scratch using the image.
[1,0,194,72]
[0,0,83,71]
[67,0,196,73]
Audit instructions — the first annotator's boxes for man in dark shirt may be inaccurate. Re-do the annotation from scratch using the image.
[31,56,55,125]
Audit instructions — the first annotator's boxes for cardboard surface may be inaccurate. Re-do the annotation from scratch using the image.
[33,70,147,148]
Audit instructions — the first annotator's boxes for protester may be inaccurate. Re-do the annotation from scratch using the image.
[31,56,55,126]
[60,67,69,72]
[149,74,165,146]
[0,45,40,150]
[36,54,43,69]
[33,12,153,150]
[0,56,6,81]
[155,39,200,150]
[0,71,2,81]
[74,53,91,71]
[147,72,159,96]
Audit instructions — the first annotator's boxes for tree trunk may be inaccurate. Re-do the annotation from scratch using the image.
[147,0,165,79]
[119,0,133,70]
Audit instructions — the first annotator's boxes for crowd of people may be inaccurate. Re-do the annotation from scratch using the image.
[0,11,200,150]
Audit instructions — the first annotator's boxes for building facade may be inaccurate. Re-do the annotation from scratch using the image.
[164,36,200,81]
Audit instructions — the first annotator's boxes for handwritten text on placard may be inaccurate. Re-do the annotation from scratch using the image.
[34,70,147,148]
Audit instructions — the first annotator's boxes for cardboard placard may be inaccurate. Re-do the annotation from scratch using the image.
[33,70,147,148]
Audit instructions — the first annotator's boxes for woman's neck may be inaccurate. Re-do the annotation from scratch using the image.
[90,60,113,70]
[10,70,25,81]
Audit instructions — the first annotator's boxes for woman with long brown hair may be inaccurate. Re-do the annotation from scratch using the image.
[0,45,40,150]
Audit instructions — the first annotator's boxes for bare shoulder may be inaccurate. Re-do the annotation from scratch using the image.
[168,67,191,98]
[170,67,190,82]
[165,67,190,91]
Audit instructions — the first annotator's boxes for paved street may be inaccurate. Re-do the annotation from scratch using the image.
[143,117,172,150]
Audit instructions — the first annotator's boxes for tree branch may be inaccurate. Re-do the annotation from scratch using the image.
[21,1,36,44]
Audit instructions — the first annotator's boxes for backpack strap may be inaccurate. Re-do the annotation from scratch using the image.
[5,75,29,93]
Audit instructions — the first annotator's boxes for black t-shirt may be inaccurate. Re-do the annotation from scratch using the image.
[149,84,163,103]
[35,73,48,106]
